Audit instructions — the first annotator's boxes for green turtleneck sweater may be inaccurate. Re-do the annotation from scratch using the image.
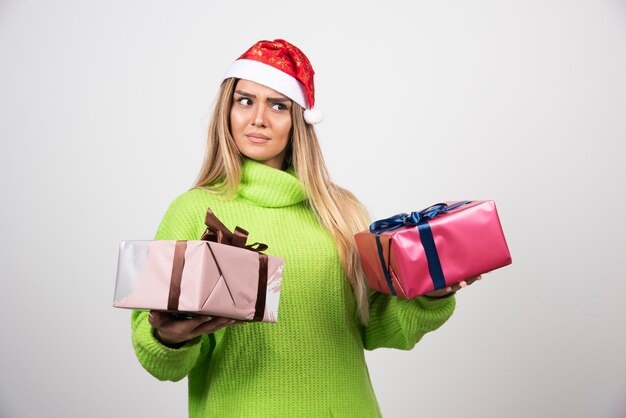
[131,159,455,417]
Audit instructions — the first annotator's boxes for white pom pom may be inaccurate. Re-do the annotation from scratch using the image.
[303,108,323,125]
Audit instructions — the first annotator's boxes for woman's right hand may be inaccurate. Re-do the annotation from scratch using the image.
[148,311,240,347]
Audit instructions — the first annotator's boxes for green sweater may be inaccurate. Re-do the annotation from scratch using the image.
[131,159,455,417]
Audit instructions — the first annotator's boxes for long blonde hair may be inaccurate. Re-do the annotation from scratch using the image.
[193,78,372,324]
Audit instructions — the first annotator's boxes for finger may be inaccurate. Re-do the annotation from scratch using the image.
[148,311,164,328]
[466,275,482,285]
[185,314,215,328]
[150,311,187,327]
[425,287,454,297]
[150,311,213,333]
[210,319,238,333]
[192,317,237,336]
[153,316,220,345]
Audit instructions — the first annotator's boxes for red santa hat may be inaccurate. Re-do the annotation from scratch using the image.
[223,39,323,125]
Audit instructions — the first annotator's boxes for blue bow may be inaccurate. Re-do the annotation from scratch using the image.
[370,201,470,234]
[369,201,472,296]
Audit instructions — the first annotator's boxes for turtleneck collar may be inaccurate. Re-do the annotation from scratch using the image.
[237,159,307,208]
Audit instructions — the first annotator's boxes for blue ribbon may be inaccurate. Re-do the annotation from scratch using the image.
[369,201,472,295]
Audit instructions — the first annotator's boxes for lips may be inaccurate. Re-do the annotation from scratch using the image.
[246,133,270,144]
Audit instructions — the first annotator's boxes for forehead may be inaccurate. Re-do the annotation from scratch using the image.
[234,79,290,100]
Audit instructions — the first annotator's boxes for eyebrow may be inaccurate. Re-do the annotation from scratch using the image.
[234,90,290,103]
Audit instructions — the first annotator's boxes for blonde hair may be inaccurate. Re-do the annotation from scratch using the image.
[193,78,372,324]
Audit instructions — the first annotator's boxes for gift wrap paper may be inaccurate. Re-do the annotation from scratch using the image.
[354,200,512,298]
[114,240,284,322]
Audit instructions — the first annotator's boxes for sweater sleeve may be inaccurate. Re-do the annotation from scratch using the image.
[130,191,208,381]
[131,311,203,381]
[362,292,456,351]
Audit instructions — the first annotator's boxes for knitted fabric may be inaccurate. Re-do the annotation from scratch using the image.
[131,159,456,417]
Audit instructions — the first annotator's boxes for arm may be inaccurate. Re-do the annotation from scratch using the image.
[130,192,207,381]
[131,310,203,381]
[361,292,456,351]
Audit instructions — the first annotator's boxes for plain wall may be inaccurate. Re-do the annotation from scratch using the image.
[1,1,625,417]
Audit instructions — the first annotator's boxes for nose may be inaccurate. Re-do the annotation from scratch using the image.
[251,104,267,127]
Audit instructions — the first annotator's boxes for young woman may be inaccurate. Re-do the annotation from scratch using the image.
[131,39,473,417]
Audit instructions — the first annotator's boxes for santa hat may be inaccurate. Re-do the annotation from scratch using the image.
[223,39,323,125]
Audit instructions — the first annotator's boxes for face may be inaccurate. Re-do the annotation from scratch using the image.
[230,79,293,170]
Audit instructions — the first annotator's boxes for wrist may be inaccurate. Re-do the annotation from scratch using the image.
[153,328,187,349]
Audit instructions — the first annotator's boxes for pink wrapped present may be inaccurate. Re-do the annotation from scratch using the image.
[354,201,512,298]
[113,209,284,323]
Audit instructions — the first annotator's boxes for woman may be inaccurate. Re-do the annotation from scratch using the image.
[131,39,470,417]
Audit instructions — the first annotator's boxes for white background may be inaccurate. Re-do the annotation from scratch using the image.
[1,1,625,417]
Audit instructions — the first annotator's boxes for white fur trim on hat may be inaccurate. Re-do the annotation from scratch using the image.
[303,108,324,125]
[223,59,308,109]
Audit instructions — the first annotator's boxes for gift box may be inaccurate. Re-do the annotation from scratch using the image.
[113,209,284,323]
[354,200,512,298]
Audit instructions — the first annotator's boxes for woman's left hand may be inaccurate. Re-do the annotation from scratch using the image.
[424,275,482,298]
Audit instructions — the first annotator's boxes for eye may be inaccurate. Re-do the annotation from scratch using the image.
[236,97,253,106]
[271,103,289,111]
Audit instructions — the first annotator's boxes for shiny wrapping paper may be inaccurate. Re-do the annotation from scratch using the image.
[113,240,284,322]
[354,201,512,298]
[113,208,284,323]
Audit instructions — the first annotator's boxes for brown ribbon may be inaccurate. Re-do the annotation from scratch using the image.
[253,254,268,321]
[201,208,268,252]
[192,208,270,321]
[167,240,187,311]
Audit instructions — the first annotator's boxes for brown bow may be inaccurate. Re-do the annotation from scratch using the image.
[167,209,270,321]
[199,208,269,322]
[200,208,269,252]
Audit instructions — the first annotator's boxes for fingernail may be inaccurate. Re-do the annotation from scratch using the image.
[459,282,467,288]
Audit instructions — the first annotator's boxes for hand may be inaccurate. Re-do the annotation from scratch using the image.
[424,275,482,298]
[148,311,242,346]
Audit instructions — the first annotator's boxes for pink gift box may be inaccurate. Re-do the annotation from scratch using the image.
[113,240,284,322]
[354,200,512,298]
[113,208,284,323]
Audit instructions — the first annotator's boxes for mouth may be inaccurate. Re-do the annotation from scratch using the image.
[246,133,270,144]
